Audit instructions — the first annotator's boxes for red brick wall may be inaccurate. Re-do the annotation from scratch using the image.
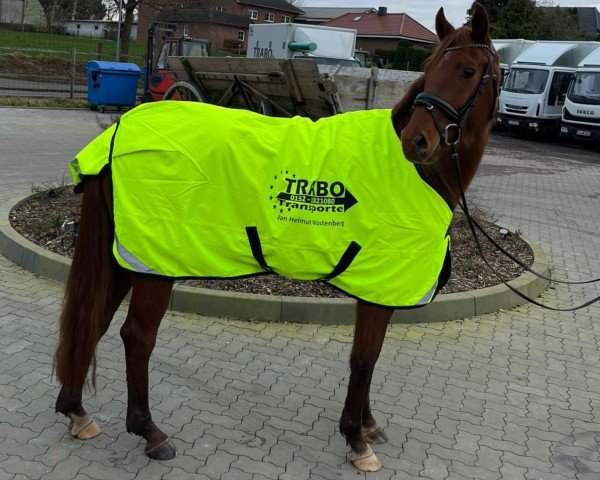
[137,0,299,47]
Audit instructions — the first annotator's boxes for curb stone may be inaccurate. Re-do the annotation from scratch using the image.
[0,193,549,325]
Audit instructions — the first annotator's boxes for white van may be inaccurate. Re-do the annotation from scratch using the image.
[497,41,599,134]
[560,46,600,142]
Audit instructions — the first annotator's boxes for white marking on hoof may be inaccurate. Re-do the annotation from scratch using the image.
[348,444,382,472]
[68,413,101,440]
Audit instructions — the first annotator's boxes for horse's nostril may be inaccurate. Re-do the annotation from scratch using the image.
[413,135,428,154]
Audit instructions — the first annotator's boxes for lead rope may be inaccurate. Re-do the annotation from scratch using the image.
[439,144,600,311]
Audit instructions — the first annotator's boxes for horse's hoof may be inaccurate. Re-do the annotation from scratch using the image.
[68,413,101,440]
[363,425,388,444]
[145,439,177,460]
[348,445,382,472]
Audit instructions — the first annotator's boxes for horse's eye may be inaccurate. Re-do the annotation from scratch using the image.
[463,67,476,78]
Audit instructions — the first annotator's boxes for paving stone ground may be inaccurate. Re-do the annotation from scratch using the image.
[0,108,599,480]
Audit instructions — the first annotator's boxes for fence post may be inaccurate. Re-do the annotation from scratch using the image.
[70,48,77,100]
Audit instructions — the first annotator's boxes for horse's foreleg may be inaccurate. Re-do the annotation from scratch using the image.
[56,267,132,439]
[340,302,392,472]
[120,275,175,460]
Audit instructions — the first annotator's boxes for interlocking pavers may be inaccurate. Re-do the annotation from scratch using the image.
[2,108,600,479]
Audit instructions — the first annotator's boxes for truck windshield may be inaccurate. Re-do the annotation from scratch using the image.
[504,68,549,94]
[567,72,600,105]
[182,41,209,57]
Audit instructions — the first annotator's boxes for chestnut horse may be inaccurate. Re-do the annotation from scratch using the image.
[54,4,499,473]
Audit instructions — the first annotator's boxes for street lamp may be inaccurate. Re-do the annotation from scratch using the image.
[115,0,123,61]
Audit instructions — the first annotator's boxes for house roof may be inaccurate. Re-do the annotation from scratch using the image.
[323,11,437,44]
[540,6,600,37]
[576,7,600,37]
[295,7,375,23]
[157,9,250,29]
[237,0,304,15]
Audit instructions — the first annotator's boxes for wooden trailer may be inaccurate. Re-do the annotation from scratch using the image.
[163,56,420,120]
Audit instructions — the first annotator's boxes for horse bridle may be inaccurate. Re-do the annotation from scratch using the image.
[412,43,600,312]
[412,43,498,148]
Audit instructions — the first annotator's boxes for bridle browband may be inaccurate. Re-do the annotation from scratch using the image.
[413,43,498,147]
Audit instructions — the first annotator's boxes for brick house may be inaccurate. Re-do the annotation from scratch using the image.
[137,0,304,52]
[323,7,437,54]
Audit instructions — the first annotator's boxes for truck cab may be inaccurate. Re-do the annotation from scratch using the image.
[560,46,600,142]
[496,41,598,135]
[145,36,211,101]
[493,39,535,86]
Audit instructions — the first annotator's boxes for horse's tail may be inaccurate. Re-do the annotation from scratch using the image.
[54,172,114,390]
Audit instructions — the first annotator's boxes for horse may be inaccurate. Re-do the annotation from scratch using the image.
[54,4,499,473]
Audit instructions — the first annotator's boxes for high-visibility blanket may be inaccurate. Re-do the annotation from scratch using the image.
[71,101,452,308]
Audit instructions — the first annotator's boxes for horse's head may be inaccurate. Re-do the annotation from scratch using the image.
[397,3,500,165]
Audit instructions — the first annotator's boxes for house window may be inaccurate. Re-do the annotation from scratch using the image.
[183,24,189,36]
[238,30,245,41]
[249,10,258,20]
[281,15,290,23]
[76,24,81,29]
[265,12,274,22]
[94,25,99,30]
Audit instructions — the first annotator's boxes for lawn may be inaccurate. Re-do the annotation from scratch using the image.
[0,27,147,64]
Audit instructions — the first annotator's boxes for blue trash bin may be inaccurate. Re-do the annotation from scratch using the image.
[86,61,142,111]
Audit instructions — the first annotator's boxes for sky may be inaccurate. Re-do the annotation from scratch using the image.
[299,1,600,32]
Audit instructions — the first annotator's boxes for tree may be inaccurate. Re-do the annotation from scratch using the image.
[114,0,138,61]
[496,0,541,38]
[39,0,105,30]
[536,5,584,40]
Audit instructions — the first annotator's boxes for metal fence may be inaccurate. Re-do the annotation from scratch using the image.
[0,24,147,99]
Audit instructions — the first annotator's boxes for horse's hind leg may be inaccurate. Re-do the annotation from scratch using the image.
[56,267,132,438]
[120,275,175,460]
[340,302,392,472]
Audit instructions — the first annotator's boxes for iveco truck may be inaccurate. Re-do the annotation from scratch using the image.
[247,23,360,67]
[496,41,599,135]
[560,46,600,142]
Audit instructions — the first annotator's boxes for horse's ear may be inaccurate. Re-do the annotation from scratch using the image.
[471,2,490,43]
[392,75,425,132]
[435,7,455,40]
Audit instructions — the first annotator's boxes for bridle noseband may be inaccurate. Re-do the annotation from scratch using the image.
[413,43,498,147]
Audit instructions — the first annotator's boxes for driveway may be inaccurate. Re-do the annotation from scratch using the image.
[0,108,599,479]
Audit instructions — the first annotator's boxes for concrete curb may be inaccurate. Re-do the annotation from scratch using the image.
[0,192,550,325]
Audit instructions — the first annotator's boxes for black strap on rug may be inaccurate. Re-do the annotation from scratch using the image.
[245,227,361,280]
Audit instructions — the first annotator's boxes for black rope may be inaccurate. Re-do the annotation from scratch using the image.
[439,149,600,312]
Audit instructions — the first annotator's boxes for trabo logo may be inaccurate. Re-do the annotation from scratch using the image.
[268,170,358,214]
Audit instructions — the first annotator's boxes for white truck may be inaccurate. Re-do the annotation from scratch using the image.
[247,23,360,67]
[496,41,599,135]
[492,39,535,83]
[560,46,600,142]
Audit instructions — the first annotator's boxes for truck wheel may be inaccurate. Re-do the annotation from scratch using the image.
[163,81,206,102]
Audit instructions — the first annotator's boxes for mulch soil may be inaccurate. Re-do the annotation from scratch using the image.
[9,186,534,297]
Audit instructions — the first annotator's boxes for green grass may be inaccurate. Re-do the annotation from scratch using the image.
[0,27,146,64]
[0,97,89,108]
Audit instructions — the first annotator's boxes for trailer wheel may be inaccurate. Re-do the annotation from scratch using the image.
[163,81,206,102]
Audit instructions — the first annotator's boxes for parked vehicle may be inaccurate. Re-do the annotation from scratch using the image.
[496,41,599,135]
[247,23,361,67]
[560,46,600,142]
[492,39,535,84]
[143,24,211,102]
